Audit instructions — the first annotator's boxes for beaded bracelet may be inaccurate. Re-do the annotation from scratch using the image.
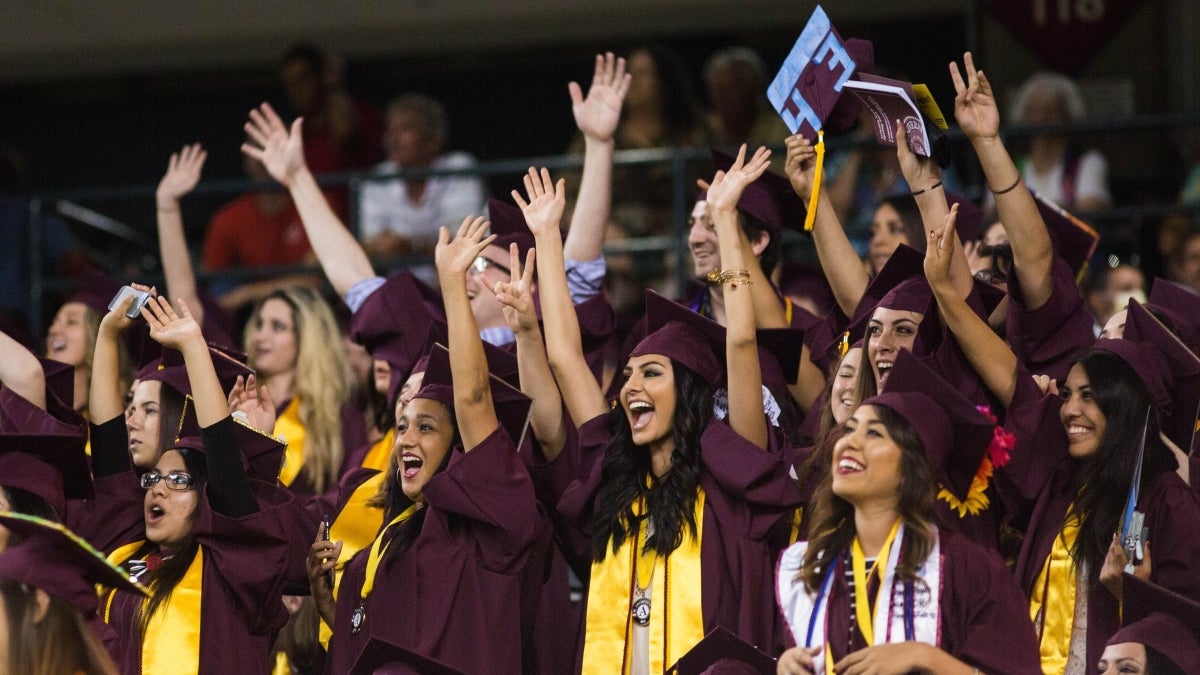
[991,175,1022,195]
[909,181,943,197]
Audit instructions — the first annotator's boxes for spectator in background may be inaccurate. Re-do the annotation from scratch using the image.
[1173,226,1200,295]
[356,94,486,262]
[280,42,381,215]
[702,47,790,150]
[1010,71,1112,212]
[1084,259,1146,338]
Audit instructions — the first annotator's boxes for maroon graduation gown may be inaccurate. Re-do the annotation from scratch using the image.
[804,528,1040,674]
[1000,370,1200,671]
[552,413,800,658]
[324,426,539,675]
[1004,256,1095,384]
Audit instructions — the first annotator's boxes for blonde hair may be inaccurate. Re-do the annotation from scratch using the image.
[245,287,352,493]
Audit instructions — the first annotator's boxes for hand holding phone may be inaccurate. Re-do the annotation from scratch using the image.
[322,515,336,589]
[108,286,152,319]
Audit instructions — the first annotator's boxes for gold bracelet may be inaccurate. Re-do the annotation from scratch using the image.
[707,269,752,288]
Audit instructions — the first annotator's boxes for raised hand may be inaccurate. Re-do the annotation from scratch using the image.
[924,203,959,293]
[228,373,277,433]
[783,134,817,197]
[702,144,771,213]
[156,144,207,207]
[435,216,496,278]
[99,283,155,339]
[141,296,204,351]
[241,102,306,186]
[569,52,632,143]
[950,51,1000,142]
[895,120,941,192]
[512,167,567,239]
[494,244,539,335]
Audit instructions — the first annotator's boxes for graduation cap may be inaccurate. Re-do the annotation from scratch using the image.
[486,198,535,264]
[0,431,92,516]
[0,512,148,617]
[349,635,465,675]
[1101,299,1200,451]
[864,349,997,501]
[1107,575,1200,674]
[135,344,253,400]
[837,245,933,350]
[666,627,776,675]
[944,192,985,245]
[636,290,805,389]
[1147,277,1200,356]
[706,149,808,237]
[64,266,125,315]
[1028,189,1099,280]
[414,344,532,449]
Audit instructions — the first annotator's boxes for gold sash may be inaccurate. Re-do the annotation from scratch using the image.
[104,541,204,675]
[1030,508,1081,674]
[318,470,387,647]
[274,397,307,487]
[582,489,707,674]
[360,428,395,472]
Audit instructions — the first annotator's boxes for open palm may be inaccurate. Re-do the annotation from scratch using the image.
[570,52,631,142]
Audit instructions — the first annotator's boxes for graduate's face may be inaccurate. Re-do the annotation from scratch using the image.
[45,302,91,367]
[868,204,912,275]
[465,244,513,331]
[1099,308,1127,340]
[831,406,903,509]
[866,308,923,389]
[688,200,720,279]
[126,380,163,470]
[1098,642,1146,674]
[394,398,455,502]
[1059,364,1107,459]
[830,347,863,425]
[621,354,677,455]
[143,450,199,548]
[250,299,299,377]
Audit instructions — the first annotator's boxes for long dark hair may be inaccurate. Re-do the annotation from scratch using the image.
[1146,645,1187,675]
[0,486,59,523]
[799,405,937,593]
[154,383,187,462]
[592,359,712,561]
[627,45,708,145]
[1,578,119,675]
[130,446,207,633]
[1067,350,1177,580]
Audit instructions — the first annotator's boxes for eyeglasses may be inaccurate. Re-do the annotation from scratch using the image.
[140,470,197,491]
[468,256,511,277]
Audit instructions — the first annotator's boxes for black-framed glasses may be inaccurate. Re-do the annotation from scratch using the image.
[140,470,197,491]
[469,256,511,277]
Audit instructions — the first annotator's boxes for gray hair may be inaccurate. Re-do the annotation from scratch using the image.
[703,47,769,91]
[386,93,449,147]
[1010,72,1086,124]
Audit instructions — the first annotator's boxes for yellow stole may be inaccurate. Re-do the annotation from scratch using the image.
[360,428,395,472]
[318,470,387,647]
[582,489,707,674]
[1030,508,1081,674]
[104,541,204,675]
[274,397,307,487]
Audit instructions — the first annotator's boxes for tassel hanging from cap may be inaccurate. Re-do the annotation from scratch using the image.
[802,129,825,231]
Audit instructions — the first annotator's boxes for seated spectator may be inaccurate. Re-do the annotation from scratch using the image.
[1174,225,1200,295]
[357,94,486,261]
[202,156,311,271]
[702,47,790,150]
[1086,259,1147,338]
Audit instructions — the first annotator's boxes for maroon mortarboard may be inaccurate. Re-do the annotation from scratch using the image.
[38,357,86,425]
[666,627,775,675]
[486,198,535,263]
[135,344,253,400]
[1108,299,1200,451]
[350,272,449,401]
[706,149,807,236]
[350,635,466,675]
[1147,277,1200,356]
[944,192,985,244]
[1108,575,1200,674]
[0,431,92,516]
[0,513,148,617]
[414,344,532,448]
[638,290,805,389]
[837,245,933,352]
[1029,189,1100,280]
[65,266,125,315]
[780,263,836,317]
[866,349,997,501]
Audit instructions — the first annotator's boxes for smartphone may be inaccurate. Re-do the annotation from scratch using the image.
[322,515,335,589]
[107,286,152,319]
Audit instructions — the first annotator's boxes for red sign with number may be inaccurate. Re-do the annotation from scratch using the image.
[989,0,1145,74]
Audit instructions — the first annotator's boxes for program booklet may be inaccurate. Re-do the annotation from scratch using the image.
[842,73,949,165]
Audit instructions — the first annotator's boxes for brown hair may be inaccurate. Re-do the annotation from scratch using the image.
[0,578,118,675]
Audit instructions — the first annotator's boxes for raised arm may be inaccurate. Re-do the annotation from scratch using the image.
[241,102,375,299]
[785,134,867,317]
[0,329,46,410]
[951,52,1054,309]
[90,287,147,424]
[564,52,630,263]
[518,168,608,425]
[434,216,501,451]
[494,245,567,459]
[706,145,771,449]
[925,206,1018,407]
[155,144,208,327]
[141,297,228,427]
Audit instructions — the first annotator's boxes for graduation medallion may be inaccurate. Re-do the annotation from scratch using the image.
[350,604,366,634]
[632,597,651,627]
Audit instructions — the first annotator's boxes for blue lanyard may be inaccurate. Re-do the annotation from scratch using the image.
[805,552,843,649]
